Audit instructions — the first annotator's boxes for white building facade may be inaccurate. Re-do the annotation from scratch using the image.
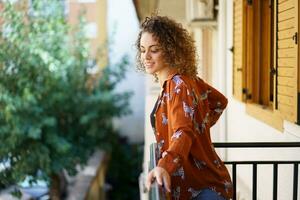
[135,0,300,199]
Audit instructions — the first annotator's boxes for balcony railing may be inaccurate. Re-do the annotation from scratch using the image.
[148,142,300,200]
[148,143,168,200]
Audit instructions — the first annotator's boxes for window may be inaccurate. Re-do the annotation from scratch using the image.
[233,0,299,128]
[243,0,274,107]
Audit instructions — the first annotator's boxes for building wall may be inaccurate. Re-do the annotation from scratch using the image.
[157,0,186,25]
[107,0,145,143]
[69,0,146,144]
[224,1,300,199]
[68,0,107,68]
[137,0,300,199]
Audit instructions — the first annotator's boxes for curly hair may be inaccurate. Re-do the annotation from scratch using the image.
[135,15,198,79]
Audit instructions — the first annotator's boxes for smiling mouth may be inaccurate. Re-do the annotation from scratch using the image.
[145,63,154,67]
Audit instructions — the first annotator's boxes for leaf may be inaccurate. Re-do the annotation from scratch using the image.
[46,134,71,154]
[27,127,41,139]
[42,117,57,127]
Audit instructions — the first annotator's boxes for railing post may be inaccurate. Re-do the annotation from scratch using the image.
[273,163,278,200]
[232,164,236,200]
[149,143,167,200]
[149,143,159,200]
[252,164,257,200]
[293,163,298,200]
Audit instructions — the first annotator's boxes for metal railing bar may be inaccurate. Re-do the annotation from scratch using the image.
[293,163,298,200]
[147,142,300,200]
[150,143,157,169]
[213,142,300,148]
[273,163,278,200]
[224,161,300,165]
[149,143,159,200]
[232,164,237,200]
[149,143,167,200]
[253,164,257,200]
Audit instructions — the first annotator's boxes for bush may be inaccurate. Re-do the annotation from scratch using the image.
[106,134,143,200]
[0,1,131,197]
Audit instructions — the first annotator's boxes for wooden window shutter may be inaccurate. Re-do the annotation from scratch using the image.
[233,0,246,101]
[276,0,298,122]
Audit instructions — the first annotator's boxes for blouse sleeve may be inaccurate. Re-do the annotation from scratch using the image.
[205,82,228,127]
[157,81,195,175]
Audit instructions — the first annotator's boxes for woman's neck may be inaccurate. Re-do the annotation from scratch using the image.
[156,67,177,88]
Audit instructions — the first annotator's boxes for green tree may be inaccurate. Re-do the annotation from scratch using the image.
[0,1,131,199]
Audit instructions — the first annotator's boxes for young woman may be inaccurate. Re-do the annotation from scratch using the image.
[136,15,233,200]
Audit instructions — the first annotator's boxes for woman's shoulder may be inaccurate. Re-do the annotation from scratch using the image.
[164,74,187,90]
[166,74,206,90]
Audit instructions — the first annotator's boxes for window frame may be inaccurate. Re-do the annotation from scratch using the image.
[243,0,284,130]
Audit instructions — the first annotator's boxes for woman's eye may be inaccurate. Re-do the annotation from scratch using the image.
[140,48,160,54]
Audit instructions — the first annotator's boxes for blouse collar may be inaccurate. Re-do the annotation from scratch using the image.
[161,72,179,88]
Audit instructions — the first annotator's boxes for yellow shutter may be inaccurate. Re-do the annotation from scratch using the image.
[233,0,245,101]
[276,0,298,122]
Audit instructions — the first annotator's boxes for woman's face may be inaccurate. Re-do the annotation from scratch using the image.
[140,32,167,74]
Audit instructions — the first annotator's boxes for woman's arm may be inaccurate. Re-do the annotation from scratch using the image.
[205,83,228,127]
[157,80,195,176]
[147,80,194,192]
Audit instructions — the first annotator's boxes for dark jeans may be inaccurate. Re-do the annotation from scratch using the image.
[193,188,226,200]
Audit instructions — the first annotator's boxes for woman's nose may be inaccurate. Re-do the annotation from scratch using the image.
[145,51,151,60]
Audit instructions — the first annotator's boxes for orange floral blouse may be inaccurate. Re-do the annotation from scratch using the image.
[152,73,233,200]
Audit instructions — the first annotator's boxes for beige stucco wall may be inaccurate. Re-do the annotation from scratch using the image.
[68,0,107,68]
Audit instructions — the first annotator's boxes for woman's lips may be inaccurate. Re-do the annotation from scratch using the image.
[145,62,154,68]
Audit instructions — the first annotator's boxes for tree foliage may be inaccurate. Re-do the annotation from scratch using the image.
[0,1,131,187]
[106,136,143,200]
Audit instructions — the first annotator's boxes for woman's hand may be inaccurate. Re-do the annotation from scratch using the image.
[146,166,171,193]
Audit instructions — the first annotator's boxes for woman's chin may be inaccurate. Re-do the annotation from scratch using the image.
[145,69,156,74]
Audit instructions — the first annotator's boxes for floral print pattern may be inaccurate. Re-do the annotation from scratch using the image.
[188,187,202,199]
[193,158,207,170]
[171,130,183,140]
[162,113,168,125]
[172,167,185,180]
[172,186,181,200]
[183,101,194,119]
